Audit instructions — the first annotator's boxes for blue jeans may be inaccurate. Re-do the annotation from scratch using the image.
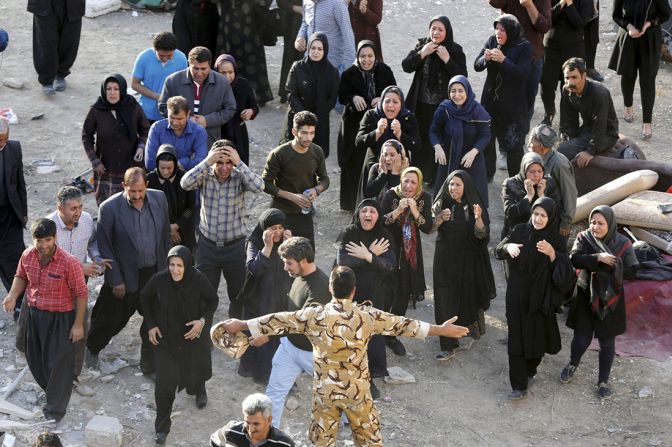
[266,338,313,428]
[526,56,544,126]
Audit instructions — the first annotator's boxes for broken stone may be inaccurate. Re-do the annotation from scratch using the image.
[85,415,123,447]
[100,358,128,374]
[25,394,37,405]
[100,375,115,383]
[384,366,416,384]
[4,365,16,372]
[638,386,654,399]
[285,396,300,411]
[140,383,151,391]
[2,78,25,89]
[0,320,6,329]
[75,382,96,397]
[95,409,105,415]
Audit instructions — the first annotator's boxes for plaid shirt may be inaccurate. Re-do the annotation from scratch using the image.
[15,246,88,312]
[180,160,263,243]
[46,210,101,264]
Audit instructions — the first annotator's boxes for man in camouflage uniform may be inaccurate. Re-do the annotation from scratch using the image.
[214,266,469,446]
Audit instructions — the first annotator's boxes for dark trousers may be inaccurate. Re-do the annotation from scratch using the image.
[525,57,544,127]
[570,333,616,384]
[485,116,526,179]
[621,68,656,123]
[584,17,600,69]
[26,307,77,418]
[540,45,584,117]
[509,355,542,391]
[414,102,440,185]
[32,13,81,86]
[154,348,205,434]
[87,267,156,365]
[557,134,617,161]
[278,9,303,100]
[368,335,388,378]
[196,235,246,319]
[0,208,26,310]
[284,213,315,249]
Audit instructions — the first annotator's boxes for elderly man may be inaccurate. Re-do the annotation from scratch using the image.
[145,96,208,171]
[528,124,578,237]
[262,111,329,249]
[131,31,188,124]
[558,57,619,168]
[210,393,294,447]
[0,118,27,322]
[159,46,236,147]
[181,140,263,318]
[86,168,171,375]
[3,219,87,422]
[217,266,469,447]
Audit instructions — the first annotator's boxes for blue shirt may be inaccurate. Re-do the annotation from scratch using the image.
[132,47,188,121]
[145,119,208,171]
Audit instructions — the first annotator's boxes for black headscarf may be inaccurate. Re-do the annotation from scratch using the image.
[247,208,287,250]
[516,152,545,182]
[338,198,392,248]
[493,14,525,49]
[92,74,138,139]
[433,169,488,225]
[414,16,462,89]
[304,32,335,98]
[167,245,194,284]
[153,144,181,221]
[355,40,378,104]
[375,85,411,119]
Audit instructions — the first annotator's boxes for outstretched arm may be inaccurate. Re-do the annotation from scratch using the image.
[427,316,470,338]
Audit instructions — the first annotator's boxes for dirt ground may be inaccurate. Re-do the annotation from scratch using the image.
[1,0,671,445]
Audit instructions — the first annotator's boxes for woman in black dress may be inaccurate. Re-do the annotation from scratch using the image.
[560,205,638,399]
[355,86,419,201]
[336,198,396,395]
[281,32,340,157]
[495,197,575,400]
[402,15,467,186]
[364,139,409,203]
[215,54,259,166]
[141,246,218,445]
[431,170,495,360]
[237,209,293,384]
[147,144,197,250]
[381,167,433,355]
[338,40,396,211]
[278,0,304,103]
[609,0,671,138]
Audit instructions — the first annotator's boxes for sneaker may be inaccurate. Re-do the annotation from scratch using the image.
[497,153,507,170]
[586,68,604,82]
[85,350,99,370]
[42,84,56,96]
[385,337,406,356]
[196,392,208,409]
[560,364,577,384]
[507,389,528,400]
[53,77,67,92]
[597,382,612,400]
[369,380,380,399]
[436,350,455,361]
[154,432,167,445]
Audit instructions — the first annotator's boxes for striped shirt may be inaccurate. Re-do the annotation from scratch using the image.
[180,160,263,243]
[15,246,88,312]
[45,210,100,264]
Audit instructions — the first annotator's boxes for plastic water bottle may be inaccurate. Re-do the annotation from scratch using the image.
[301,189,313,214]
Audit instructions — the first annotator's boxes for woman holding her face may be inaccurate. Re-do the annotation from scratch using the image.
[281,32,339,157]
[338,40,396,211]
[364,139,409,203]
[380,167,433,356]
[495,197,574,400]
[432,170,495,360]
[560,205,638,400]
[429,75,490,205]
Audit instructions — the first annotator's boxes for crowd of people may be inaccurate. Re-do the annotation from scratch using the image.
[1,0,668,445]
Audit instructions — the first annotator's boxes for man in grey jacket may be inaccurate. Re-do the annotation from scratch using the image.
[86,167,172,375]
[159,46,236,147]
[528,124,577,237]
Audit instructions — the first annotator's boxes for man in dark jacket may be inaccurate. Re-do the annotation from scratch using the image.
[86,167,172,375]
[28,0,84,95]
[0,118,27,321]
[210,393,294,447]
[158,46,236,147]
[558,57,619,168]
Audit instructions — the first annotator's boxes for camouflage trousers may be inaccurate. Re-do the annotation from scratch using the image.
[309,391,382,447]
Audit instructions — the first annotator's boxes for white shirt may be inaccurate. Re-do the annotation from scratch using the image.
[46,210,100,264]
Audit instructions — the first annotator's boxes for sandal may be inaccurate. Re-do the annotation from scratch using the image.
[436,350,455,361]
[642,124,652,140]
[623,108,634,123]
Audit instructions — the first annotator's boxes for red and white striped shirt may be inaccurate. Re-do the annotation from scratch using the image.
[15,246,87,312]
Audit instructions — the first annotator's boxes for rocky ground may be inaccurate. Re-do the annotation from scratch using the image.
[1,0,671,445]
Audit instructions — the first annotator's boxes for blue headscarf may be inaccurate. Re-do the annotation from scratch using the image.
[441,75,490,171]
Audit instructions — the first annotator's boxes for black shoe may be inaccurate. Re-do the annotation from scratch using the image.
[369,381,380,399]
[85,350,100,369]
[507,389,528,401]
[196,392,208,409]
[385,337,406,356]
[140,357,155,376]
[586,68,604,82]
[541,114,554,126]
[43,409,64,422]
[435,350,455,361]
[597,382,612,400]
[560,364,577,384]
[154,432,167,445]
